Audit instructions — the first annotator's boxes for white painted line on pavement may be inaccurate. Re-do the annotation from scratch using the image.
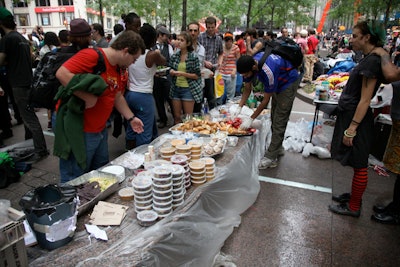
[258,175,332,193]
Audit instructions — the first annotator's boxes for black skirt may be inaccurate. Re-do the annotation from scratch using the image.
[331,107,374,168]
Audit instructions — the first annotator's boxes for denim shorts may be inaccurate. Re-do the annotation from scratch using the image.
[171,86,194,101]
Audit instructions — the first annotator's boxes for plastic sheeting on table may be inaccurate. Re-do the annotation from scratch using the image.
[29,117,270,267]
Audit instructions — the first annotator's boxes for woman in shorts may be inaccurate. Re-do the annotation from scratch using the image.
[169,31,202,124]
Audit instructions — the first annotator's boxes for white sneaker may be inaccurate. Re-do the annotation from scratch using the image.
[258,157,278,169]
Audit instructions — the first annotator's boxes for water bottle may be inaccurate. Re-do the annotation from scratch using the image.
[201,98,209,115]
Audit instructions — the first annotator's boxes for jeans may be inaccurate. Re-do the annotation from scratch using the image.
[236,74,243,96]
[265,76,301,160]
[222,74,236,103]
[59,128,109,183]
[125,91,158,147]
[13,86,47,154]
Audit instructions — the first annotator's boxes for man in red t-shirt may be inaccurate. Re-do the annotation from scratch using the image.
[55,30,146,183]
[303,29,319,83]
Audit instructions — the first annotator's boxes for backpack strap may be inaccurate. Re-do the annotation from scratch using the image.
[92,47,106,75]
[257,43,274,70]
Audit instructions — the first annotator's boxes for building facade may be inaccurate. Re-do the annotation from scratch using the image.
[6,0,119,35]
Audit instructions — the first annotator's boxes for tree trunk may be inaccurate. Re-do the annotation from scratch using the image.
[246,0,252,28]
[384,0,393,28]
[182,0,187,31]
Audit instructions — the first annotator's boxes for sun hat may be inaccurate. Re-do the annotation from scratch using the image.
[69,18,91,37]
[0,7,12,21]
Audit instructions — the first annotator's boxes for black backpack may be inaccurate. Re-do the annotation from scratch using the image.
[258,38,303,70]
[29,47,106,110]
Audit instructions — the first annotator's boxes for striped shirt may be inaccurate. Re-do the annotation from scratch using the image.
[219,44,239,75]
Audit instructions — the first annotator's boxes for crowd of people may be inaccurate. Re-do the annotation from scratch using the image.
[0,7,400,224]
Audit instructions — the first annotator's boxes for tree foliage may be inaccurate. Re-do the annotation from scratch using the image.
[98,0,400,32]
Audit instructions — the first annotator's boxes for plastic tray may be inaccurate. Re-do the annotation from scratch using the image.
[67,170,119,216]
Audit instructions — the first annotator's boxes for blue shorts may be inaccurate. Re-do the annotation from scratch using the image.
[171,86,194,101]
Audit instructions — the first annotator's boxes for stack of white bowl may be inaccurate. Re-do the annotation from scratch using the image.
[132,175,153,213]
[159,146,176,161]
[171,154,191,189]
[189,160,206,185]
[202,157,216,181]
[170,164,186,208]
[188,140,202,161]
[151,166,173,218]
[175,144,191,161]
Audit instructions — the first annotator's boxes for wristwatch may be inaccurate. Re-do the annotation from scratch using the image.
[127,115,135,122]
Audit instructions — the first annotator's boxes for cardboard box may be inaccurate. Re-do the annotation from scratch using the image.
[0,207,28,267]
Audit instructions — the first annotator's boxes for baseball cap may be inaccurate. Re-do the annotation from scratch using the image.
[300,29,308,37]
[69,18,91,37]
[0,7,13,21]
[157,26,170,36]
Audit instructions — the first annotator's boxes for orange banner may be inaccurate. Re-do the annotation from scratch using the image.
[317,0,332,33]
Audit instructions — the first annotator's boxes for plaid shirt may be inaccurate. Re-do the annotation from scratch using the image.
[198,32,223,64]
[169,50,203,103]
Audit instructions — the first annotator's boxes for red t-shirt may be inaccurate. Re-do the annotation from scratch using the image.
[236,39,246,55]
[63,48,127,133]
[306,35,319,55]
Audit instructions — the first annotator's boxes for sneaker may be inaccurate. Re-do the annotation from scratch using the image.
[258,157,278,169]
[328,203,360,218]
[25,150,49,164]
[47,121,52,131]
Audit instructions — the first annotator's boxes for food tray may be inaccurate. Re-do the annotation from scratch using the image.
[170,121,254,137]
[201,137,227,157]
[228,130,254,137]
[67,170,119,216]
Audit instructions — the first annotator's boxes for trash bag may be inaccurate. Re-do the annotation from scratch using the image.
[0,152,21,189]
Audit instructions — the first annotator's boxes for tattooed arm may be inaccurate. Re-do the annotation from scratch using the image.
[374,47,400,82]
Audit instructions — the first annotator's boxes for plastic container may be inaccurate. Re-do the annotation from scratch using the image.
[133,191,152,202]
[170,154,188,165]
[137,210,158,227]
[152,187,173,198]
[132,187,152,197]
[134,204,152,213]
[132,176,152,192]
[152,176,172,186]
[118,187,134,201]
[101,165,125,183]
[134,198,153,208]
[152,182,173,192]
[19,184,77,250]
[153,199,173,209]
[153,206,172,217]
[152,166,172,179]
